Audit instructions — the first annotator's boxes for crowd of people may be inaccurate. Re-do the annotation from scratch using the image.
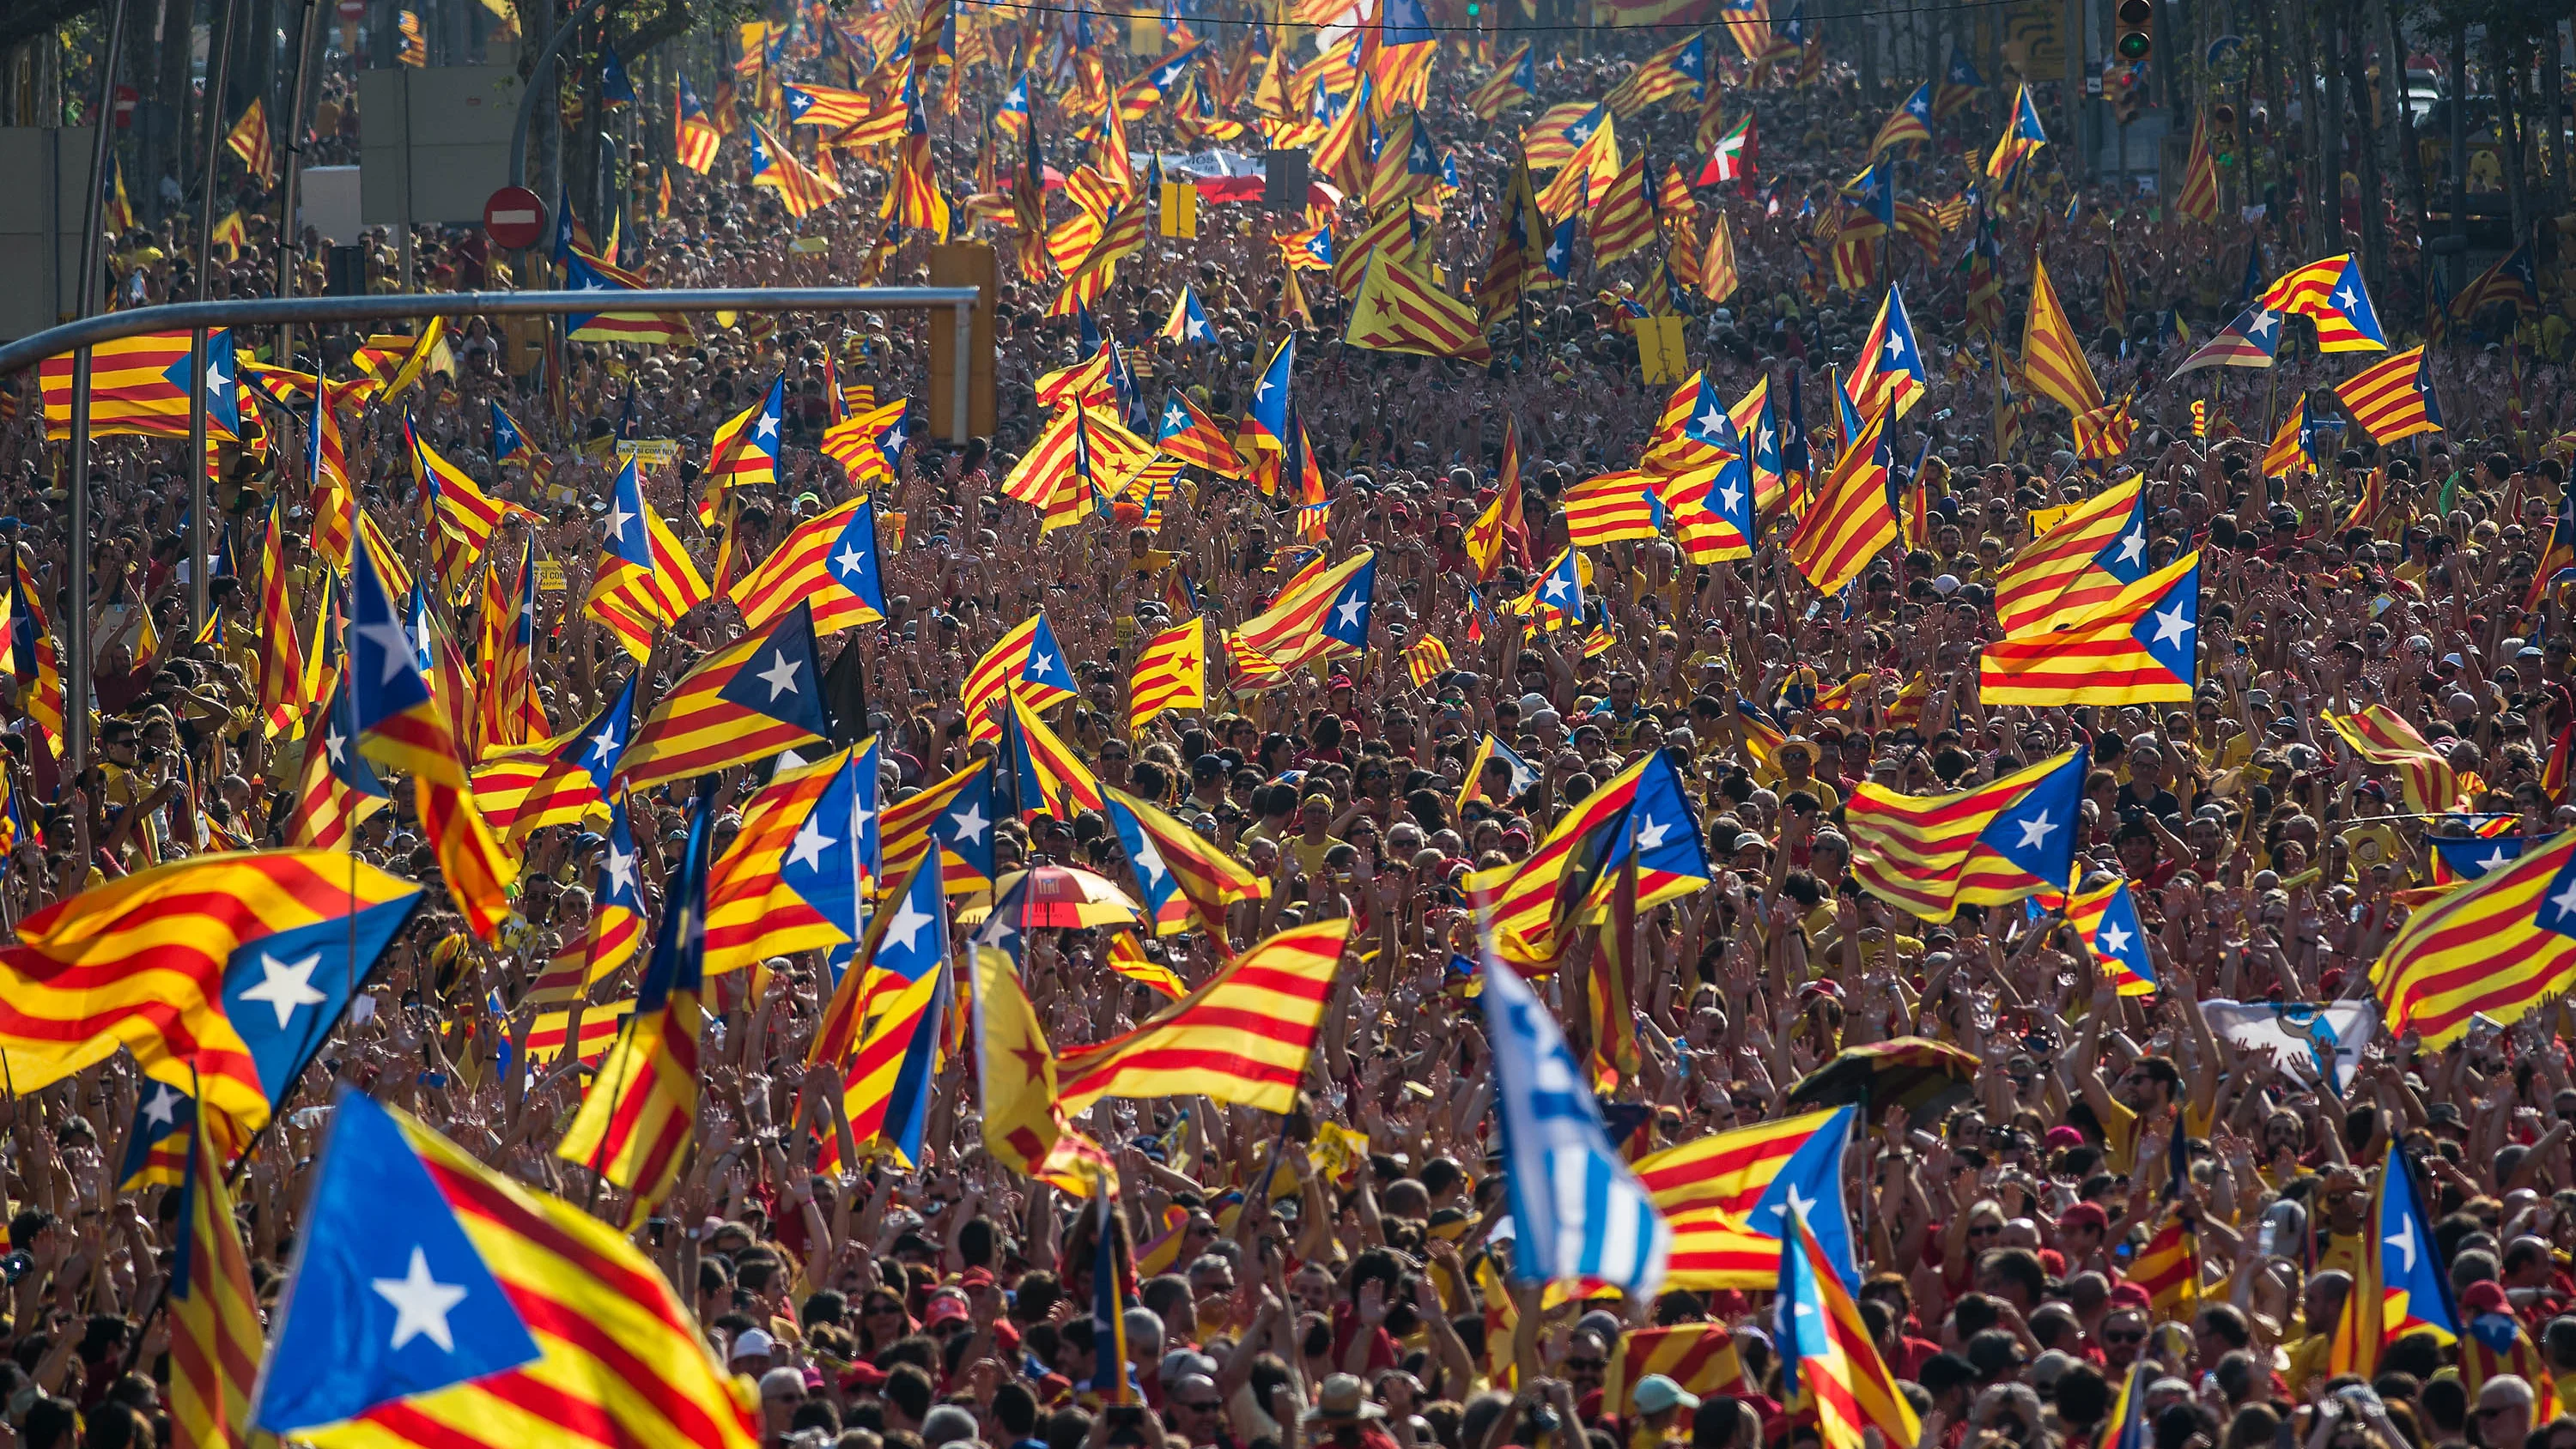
[3,11,2576,1449]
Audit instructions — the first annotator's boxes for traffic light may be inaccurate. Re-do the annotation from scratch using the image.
[2111,66,2146,123]
[2115,0,2153,63]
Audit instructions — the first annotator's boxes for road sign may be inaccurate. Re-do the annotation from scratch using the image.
[482,185,545,249]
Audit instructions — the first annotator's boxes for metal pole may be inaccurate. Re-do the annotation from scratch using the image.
[276,0,325,365]
[950,297,973,444]
[68,351,93,774]
[0,287,985,376]
[185,326,210,633]
[508,0,614,191]
[67,0,131,779]
[185,0,240,640]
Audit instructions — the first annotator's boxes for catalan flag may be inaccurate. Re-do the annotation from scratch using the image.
[527,803,647,1009]
[2327,705,2467,816]
[1228,548,1374,670]
[348,544,518,938]
[286,680,389,847]
[583,462,710,662]
[2461,1288,2559,1419]
[960,611,1078,743]
[730,495,886,634]
[556,778,715,1226]
[2260,393,2312,480]
[1992,476,2153,635]
[1562,471,1664,546]
[1403,635,1452,687]
[1128,615,1206,727]
[1845,282,1927,421]
[1868,82,1933,155]
[2336,346,2443,445]
[1633,1104,1861,1283]
[1056,918,1352,1113]
[118,1079,199,1190]
[2372,827,2576,1048]
[1776,1204,1918,1449]
[878,761,999,897]
[1606,1325,1745,1414]
[810,844,950,1164]
[2064,877,2155,993]
[39,331,202,440]
[1103,787,1267,943]
[2454,243,2541,321]
[2020,258,2105,416]
[1844,747,2087,921]
[0,851,422,1130]
[1345,252,1494,364]
[171,1107,261,1449]
[1237,336,1294,461]
[1987,82,2047,177]
[614,601,829,792]
[1466,749,1710,966]
[673,74,721,171]
[255,1091,759,1449]
[700,376,783,524]
[2129,1213,2200,1320]
[1981,552,2199,705]
[971,939,1108,1192]
[2167,306,2282,376]
[1467,42,1534,118]
[470,675,634,838]
[560,250,690,345]
[1605,32,1706,116]
[701,749,866,976]
[406,413,519,596]
[475,537,546,752]
[1585,155,1658,265]
[1789,403,1896,595]
[748,118,842,216]
[2259,252,2388,352]
[224,97,272,180]
[1155,389,1245,477]
[999,686,1104,822]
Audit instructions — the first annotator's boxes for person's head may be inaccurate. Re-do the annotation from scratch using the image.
[2475,1373,2537,1448]
[1164,1373,1224,1441]
[759,1366,811,1437]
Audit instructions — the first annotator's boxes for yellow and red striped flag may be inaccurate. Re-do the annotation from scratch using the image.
[699,376,782,524]
[1101,788,1267,943]
[1128,615,1206,728]
[558,781,717,1227]
[1788,405,1896,595]
[729,495,886,634]
[612,601,830,793]
[748,118,842,216]
[252,494,307,737]
[1055,918,1352,1113]
[1606,1325,1746,1415]
[1587,154,1658,264]
[39,332,197,440]
[1993,476,2150,634]
[2258,252,2389,352]
[2175,110,2219,221]
[674,74,722,171]
[586,461,712,661]
[224,98,273,181]
[2326,704,2468,816]
[1562,470,1663,546]
[960,611,1078,743]
[2336,345,2443,445]
[1843,748,2087,922]
[1343,252,1492,364]
[1979,552,2200,706]
[1777,1205,1920,1449]
[1403,635,1451,687]
[169,1109,259,1449]
[2130,1213,2202,1320]
[2020,258,2105,417]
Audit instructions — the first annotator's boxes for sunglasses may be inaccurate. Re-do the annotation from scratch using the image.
[1564,1358,1607,1372]
[2100,1331,2146,1345]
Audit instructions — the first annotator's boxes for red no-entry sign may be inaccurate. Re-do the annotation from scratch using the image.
[482,186,546,250]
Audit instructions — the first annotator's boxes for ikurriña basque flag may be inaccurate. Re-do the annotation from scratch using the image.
[1480,937,1668,1295]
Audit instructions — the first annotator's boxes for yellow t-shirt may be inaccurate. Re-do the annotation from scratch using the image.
[2098,1098,2215,1176]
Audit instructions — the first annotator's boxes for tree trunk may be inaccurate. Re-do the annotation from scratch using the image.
[143,0,191,220]
[2294,0,2325,252]
[2354,0,2390,288]
[2390,0,2427,240]
[2490,24,2532,252]
[2549,18,2568,264]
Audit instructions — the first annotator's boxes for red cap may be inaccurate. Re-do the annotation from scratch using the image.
[925,1294,970,1327]
[841,1362,890,1391]
[2107,1282,2153,1311]
[2463,1281,2511,1314]
[2057,1203,2109,1234]
[960,1267,998,1290]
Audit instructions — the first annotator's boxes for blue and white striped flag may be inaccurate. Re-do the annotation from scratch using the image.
[1479,942,1669,1295]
